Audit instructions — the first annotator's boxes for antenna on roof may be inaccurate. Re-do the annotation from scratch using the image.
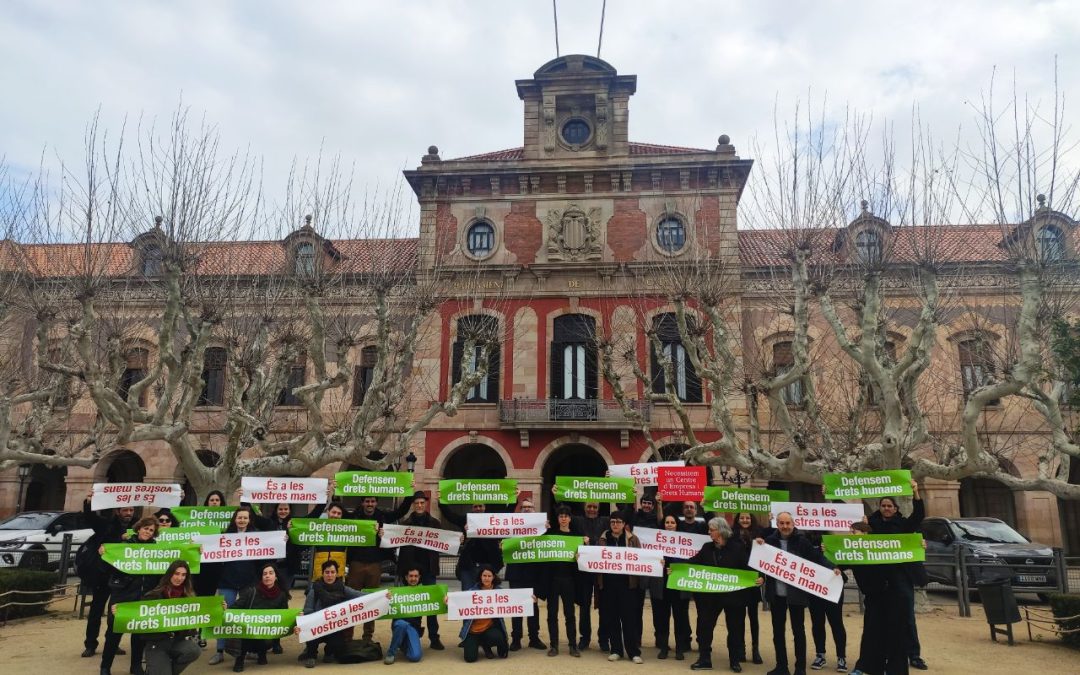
[552,0,560,57]
[597,0,607,58]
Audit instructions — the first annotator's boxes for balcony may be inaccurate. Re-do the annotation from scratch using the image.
[498,398,650,430]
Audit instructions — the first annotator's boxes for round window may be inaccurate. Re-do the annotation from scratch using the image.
[466,221,495,258]
[656,216,686,253]
[561,119,591,146]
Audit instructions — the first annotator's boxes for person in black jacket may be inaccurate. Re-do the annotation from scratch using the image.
[100,516,159,675]
[81,490,137,658]
[686,517,763,672]
[230,563,291,672]
[544,504,585,657]
[441,500,507,591]
[342,494,411,642]
[504,498,546,652]
[842,521,910,675]
[141,560,202,675]
[194,491,228,601]
[758,512,840,675]
[732,512,767,665]
[578,501,608,651]
[649,514,693,661]
[395,492,445,650]
[867,480,926,671]
[209,505,265,665]
[595,510,646,664]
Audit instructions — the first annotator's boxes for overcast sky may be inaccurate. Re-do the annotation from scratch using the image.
[2,0,1077,235]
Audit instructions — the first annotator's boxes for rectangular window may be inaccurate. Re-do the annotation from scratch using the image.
[277,357,305,406]
[119,348,149,407]
[773,341,803,406]
[352,346,378,406]
[198,347,227,406]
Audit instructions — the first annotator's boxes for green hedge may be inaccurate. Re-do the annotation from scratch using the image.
[1048,593,1080,648]
[0,569,58,621]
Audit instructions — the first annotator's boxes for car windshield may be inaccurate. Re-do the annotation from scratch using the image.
[951,521,1029,544]
[0,513,56,530]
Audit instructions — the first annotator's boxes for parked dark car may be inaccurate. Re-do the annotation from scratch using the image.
[921,516,1058,594]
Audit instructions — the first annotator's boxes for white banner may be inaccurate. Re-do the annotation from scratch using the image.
[380,523,461,556]
[749,541,843,603]
[240,477,328,505]
[635,527,711,560]
[91,482,183,510]
[446,588,534,620]
[295,590,391,642]
[576,545,664,577]
[466,512,547,539]
[195,530,287,563]
[609,461,685,487]
[769,502,864,531]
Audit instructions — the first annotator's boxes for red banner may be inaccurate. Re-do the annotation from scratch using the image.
[657,466,707,502]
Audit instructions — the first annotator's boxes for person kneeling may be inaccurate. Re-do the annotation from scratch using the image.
[141,561,202,675]
[459,565,510,662]
[231,563,290,672]
[385,567,425,665]
[295,560,365,668]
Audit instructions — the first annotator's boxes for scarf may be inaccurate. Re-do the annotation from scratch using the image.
[257,582,282,600]
[164,584,186,599]
[312,579,346,608]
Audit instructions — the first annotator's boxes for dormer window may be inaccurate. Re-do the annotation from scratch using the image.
[1037,225,1065,261]
[141,244,163,276]
[855,229,882,264]
[561,118,591,146]
[295,242,316,276]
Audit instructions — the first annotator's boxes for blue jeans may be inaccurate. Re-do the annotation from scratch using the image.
[215,587,239,652]
[388,620,423,662]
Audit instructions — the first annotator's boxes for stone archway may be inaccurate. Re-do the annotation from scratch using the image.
[177,450,222,506]
[540,443,611,515]
[96,449,147,484]
[959,477,1017,527]
[1058,459,1080,554]
[23,464,67,511]
[441,443,512,519]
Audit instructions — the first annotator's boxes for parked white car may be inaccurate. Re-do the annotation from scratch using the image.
[0,511,94,571]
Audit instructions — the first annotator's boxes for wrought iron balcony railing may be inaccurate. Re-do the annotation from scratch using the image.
[498,398,650,428]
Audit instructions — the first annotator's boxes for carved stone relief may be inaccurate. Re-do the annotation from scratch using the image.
[545,204,604,261]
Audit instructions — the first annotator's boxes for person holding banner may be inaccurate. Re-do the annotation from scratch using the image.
[578,501,608,652]
[344,495,413,643]
[194,492,229,607]
[458,565,511,662]
[732,513,767,665]
[304,499,351,588]
[504,499,546,652]
[384,566,427,664]
[81,491,138,659]
[842,522,910,675]
[209,506,266,666]
[686,517,760,672]
[154,509,181,528]
[757,513,840,675]
[139,560,202,675]
[808,532,848,673]
[544,505,585,657]
[867,482,926,671]
[395,492,445,651]
[228,563,291,672]
[297,559,367,668]
[595,510,646,664]
[442,501,507,590]
[648,514,693,661]
[100,516,159,675]
[677,502,709,535]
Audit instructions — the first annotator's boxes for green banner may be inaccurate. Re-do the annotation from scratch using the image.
[553,476,635,503]
[666,563,760,593]
[702,486,790,514]
[822,534,926,565]
[361,584,448,619]
[438,479,517,504]
[201,608,300,640]
[288,518,378,547]
[101,543,202,575]
[171,507,235,530]
[501,535,584,564]
[334,471,414,497]
[126,526,219,543]
[114,595,224,633]
[823,470,912,499]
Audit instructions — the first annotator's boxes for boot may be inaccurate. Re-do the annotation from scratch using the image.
[730,656,743,672]
[509,637,522,651]
[232,652,245,673]
[752,648,763,665]
[691,652,713,670]
[657,646,669,660]
[257,652,268,665]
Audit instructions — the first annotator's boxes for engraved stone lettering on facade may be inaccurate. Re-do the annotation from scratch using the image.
[546,205,603,261]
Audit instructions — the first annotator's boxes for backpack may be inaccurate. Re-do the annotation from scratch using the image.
[75,534,103,584]
[337,639,383,664]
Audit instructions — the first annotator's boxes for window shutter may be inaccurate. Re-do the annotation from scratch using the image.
[584,344,599,399]
[685,355,702,403]
[352,365,365,406]
[451,340,464,388]
[486,343,501,402]
[650,342,665,395]
[550,342,564,400]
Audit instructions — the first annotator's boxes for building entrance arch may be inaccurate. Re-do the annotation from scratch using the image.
[441,443,512,518]
[541,443,610,515]
[24,464,68,511]
[96,449,146,484]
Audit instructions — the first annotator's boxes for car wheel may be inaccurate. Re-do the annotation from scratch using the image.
[19,547,49,571]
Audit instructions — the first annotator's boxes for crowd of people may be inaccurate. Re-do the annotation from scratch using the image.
[77,479,927,675]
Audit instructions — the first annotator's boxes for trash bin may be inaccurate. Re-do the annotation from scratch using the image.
[977,578,1020,644]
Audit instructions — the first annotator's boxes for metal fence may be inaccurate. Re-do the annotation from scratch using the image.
[923,547,1070,617]
[0,533,81,621]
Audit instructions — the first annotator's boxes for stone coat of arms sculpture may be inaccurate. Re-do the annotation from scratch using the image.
[546,204,603,261]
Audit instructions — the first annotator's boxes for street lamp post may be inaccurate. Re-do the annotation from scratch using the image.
[718,465,748,488]
[405,452,417,473]
[16,464,32,513]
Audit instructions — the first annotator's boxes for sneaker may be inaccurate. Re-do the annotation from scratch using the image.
[199,640,208,649]
[528,638,547,650]
[81,648,96,658]
[631,656,644,664]
[836,657,847,672]
[384,653,395,665]
[608,653,622,662]
[430,638,445,651]
[849,670,865,675]
[909,657,928,671]
[690,660,713,671]
[569,647,581,658]
[811,655,827,670]
[208,653,224,665]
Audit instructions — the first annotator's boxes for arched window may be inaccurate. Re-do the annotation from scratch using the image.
[198,347,227,406]
[141,244,163,276]
[294,242,316,275]
[1037,225,1065,261]
[119,348,149,407]
[353,346,378,406]
[656,216,687,253]
[452,316,500,403]
[466,221,495,258]
[551,315,598,416]
[958,337,998,404]
[773,341,803,406]
[855,229,882,264]
[650,313,702,402]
